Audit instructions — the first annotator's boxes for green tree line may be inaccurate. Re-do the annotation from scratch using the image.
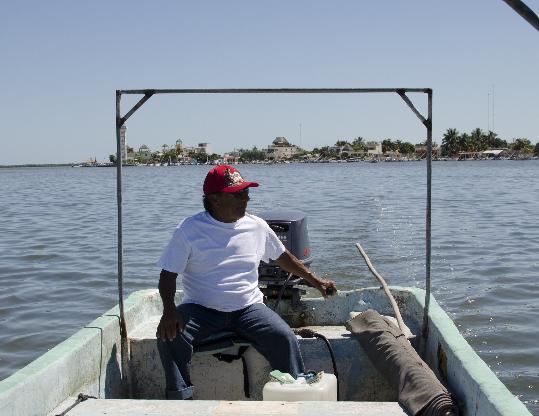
[381,139,416,154]
[441,128,537,157]
[237,147,266,162]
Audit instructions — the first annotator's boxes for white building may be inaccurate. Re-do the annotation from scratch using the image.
[137,145,152,163]
[222,153,240,164]
[265,137,300,160]
[175,139,184,154]
[366,141,382,155]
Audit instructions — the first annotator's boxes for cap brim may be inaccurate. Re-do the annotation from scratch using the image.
[221,181,259,193]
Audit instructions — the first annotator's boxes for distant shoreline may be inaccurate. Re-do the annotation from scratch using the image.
[0,163,78,168]
[1,158,537,169]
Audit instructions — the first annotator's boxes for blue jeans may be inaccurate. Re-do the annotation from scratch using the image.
[157,302,305,399]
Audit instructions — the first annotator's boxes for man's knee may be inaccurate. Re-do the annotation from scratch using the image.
[157,331,193,354]
[265,322,298,346]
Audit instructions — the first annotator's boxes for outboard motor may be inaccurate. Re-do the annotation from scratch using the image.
[258,209,313,306]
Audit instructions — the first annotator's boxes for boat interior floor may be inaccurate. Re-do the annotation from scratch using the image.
[66,399,409,416]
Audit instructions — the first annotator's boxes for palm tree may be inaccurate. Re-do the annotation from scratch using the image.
[511,138,532,154]
[352,137,366,152]
[382,139,396,153]
[458,133,470,153]
[470,128,487,151]
[441,128,460,156]
[485,131,507,149]
[399,142,415,155]
[485,131,497,148]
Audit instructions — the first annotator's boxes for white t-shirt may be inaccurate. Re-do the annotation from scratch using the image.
[157,211,286,312]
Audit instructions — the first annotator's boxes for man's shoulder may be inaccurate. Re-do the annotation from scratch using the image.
[244,213,265,224]
[177,211,209,230]
[243,214,270,230]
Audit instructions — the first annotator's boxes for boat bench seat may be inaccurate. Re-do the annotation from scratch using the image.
[128,318,396,401]
[68,399,409,415]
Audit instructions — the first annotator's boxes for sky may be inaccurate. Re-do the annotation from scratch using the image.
[0,1,538,164]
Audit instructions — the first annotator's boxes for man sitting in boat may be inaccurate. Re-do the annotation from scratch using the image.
[156,164,337,400]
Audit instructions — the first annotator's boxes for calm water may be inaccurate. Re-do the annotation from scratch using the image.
[1,162,538,413]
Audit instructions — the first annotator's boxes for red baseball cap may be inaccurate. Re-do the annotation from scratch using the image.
[203,165,259,195]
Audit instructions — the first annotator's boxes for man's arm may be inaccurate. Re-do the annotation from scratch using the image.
[157,269,183,341]
[275,249,337,298]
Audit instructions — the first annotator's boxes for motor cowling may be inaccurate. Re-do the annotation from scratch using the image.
[257,209,313,304]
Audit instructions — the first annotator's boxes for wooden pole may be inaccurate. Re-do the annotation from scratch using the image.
[355,243,406,332]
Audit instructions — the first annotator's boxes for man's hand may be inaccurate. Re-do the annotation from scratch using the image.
[157,309,183,341]
[275,250,338,299]
[315,278,338,299]
[157,269,181,341]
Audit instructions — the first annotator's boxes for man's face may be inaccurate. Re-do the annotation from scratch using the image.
[208,188,250,222]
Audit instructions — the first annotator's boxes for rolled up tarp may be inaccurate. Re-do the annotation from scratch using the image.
[345,309,459,416]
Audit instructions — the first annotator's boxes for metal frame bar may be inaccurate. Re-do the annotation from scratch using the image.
[115,87,433,358]
[502,0,539,31]
[121,92,154,125]
[119,87,430,95]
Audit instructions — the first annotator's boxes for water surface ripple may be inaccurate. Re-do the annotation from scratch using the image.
[0,161,537,413]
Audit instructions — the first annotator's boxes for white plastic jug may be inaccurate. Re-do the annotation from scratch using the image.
[262,373,337,401]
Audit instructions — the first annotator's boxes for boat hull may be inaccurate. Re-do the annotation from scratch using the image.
[0,287,531,416]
